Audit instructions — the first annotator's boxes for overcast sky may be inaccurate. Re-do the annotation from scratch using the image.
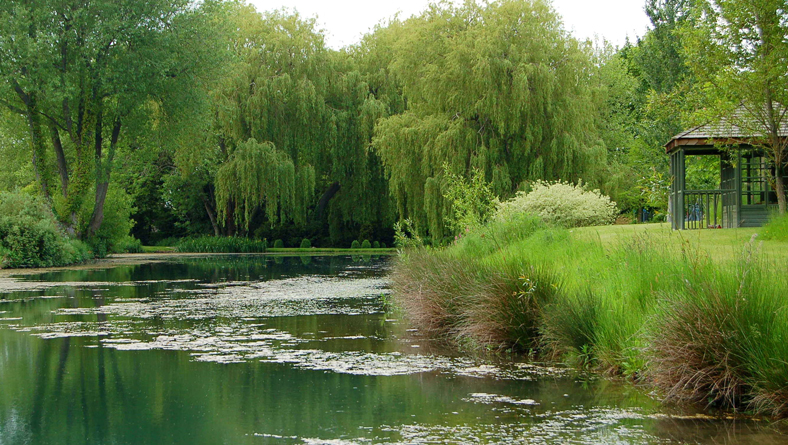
[246,0,652,49]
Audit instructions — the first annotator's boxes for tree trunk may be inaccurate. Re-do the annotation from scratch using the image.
[225,201,236,237]
[50,123,80,237]
[27,110,51,201]
[203,197,220,237]
[316,182,341,218]
[18,92,52,202]
[776,164,786,214]
[87,181,109,236]
[49,124,70,198]
[86,119,121,238]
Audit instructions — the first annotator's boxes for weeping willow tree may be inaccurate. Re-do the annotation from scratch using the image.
[371,0,606,240]
[208,6,394,242]
[215,138,314,230]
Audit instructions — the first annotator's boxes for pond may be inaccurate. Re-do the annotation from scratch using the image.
[0,254,784,444]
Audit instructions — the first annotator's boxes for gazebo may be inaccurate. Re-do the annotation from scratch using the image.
[666,113,788,230]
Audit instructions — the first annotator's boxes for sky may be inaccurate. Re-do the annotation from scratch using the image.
[246,0,653,49]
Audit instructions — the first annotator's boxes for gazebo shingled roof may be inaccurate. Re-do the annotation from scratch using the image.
[665,107,788,153]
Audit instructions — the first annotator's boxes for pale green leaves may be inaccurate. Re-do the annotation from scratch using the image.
[215,138,315,229]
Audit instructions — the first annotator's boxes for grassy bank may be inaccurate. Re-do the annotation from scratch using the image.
[393,219,788,417]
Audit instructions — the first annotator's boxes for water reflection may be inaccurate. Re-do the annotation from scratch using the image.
[0,255,785,444]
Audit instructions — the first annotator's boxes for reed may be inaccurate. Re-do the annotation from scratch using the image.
[175,236,267,253]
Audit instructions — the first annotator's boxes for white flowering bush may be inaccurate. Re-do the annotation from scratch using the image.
[496,180,617,228]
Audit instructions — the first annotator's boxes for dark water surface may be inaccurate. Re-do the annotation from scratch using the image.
[0,255,784,444]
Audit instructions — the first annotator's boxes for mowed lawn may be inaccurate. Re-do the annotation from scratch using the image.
[576,223,788,263]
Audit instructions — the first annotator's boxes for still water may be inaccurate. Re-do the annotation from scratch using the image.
[0,255,784,444]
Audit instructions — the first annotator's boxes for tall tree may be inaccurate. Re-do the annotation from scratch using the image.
[0,0,222,237]
[206,6,394,243]
[683,0,788,212]
[371,0,605,239]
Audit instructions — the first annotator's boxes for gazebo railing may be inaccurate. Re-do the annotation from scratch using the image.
[683,190,732,229]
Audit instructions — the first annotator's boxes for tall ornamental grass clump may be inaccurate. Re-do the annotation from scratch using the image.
[646,238,788,416]
[175,236,267,253]
[0,192,91,268]
[393,214,560,351]
[497,180,617,228]
[392,248,560,351]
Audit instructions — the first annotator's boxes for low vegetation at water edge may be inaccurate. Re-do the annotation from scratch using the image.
[392,216,788,417]
[0,192,92,268]
[175,236,268,253]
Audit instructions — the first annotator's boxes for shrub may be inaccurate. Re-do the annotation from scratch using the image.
[393,219,423,249]
[82,185,136,256]
[0,191,92,268]
[497,180,617,228]
[442,167,499,234]
[273,239,284,249]
[175,236,267,253]
[361,239,371,249]
[114,236,143,253]
[351,240,361,249]
[373,241,380,249]
[381,242,387,248]
[155,237,179,247]
[300,238,311,249]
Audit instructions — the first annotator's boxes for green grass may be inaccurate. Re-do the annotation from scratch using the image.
[141,246,176,253]
[266,247,395,254]
[393,219,788,417]
[175,236,268,253]
[759,212,788,242]
[577,222,788,261]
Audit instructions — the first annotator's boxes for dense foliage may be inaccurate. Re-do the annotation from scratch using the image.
[0,192,91,268]
[1,0,784,256]
[496,181,618,228]
[372,0,605,240]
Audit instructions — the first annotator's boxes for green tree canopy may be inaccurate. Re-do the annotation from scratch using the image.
[683,0,788,212]
[370,0,605,240]
[203,6,394,243]
[0,0,223,237]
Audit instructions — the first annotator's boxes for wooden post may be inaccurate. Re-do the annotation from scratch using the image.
[670,150,686,230]
[736,149,742,227]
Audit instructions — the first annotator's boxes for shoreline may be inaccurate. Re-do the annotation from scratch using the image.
[0,250,397,280]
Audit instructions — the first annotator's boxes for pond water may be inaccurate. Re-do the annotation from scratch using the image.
[0,255,784,444]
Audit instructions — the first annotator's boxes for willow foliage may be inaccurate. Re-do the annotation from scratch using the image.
[215,138,315,229]
[210,7,393,239]
[372,0,606,239]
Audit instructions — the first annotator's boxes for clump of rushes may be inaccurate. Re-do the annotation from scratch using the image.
[175,236,267,253]
[458,261,561,352]
[361,239,372,249]
[392,246,560,352]
[646,238,788,416]
[273,239,284,249]
[300,238,311,249]
[351,240,361,249]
